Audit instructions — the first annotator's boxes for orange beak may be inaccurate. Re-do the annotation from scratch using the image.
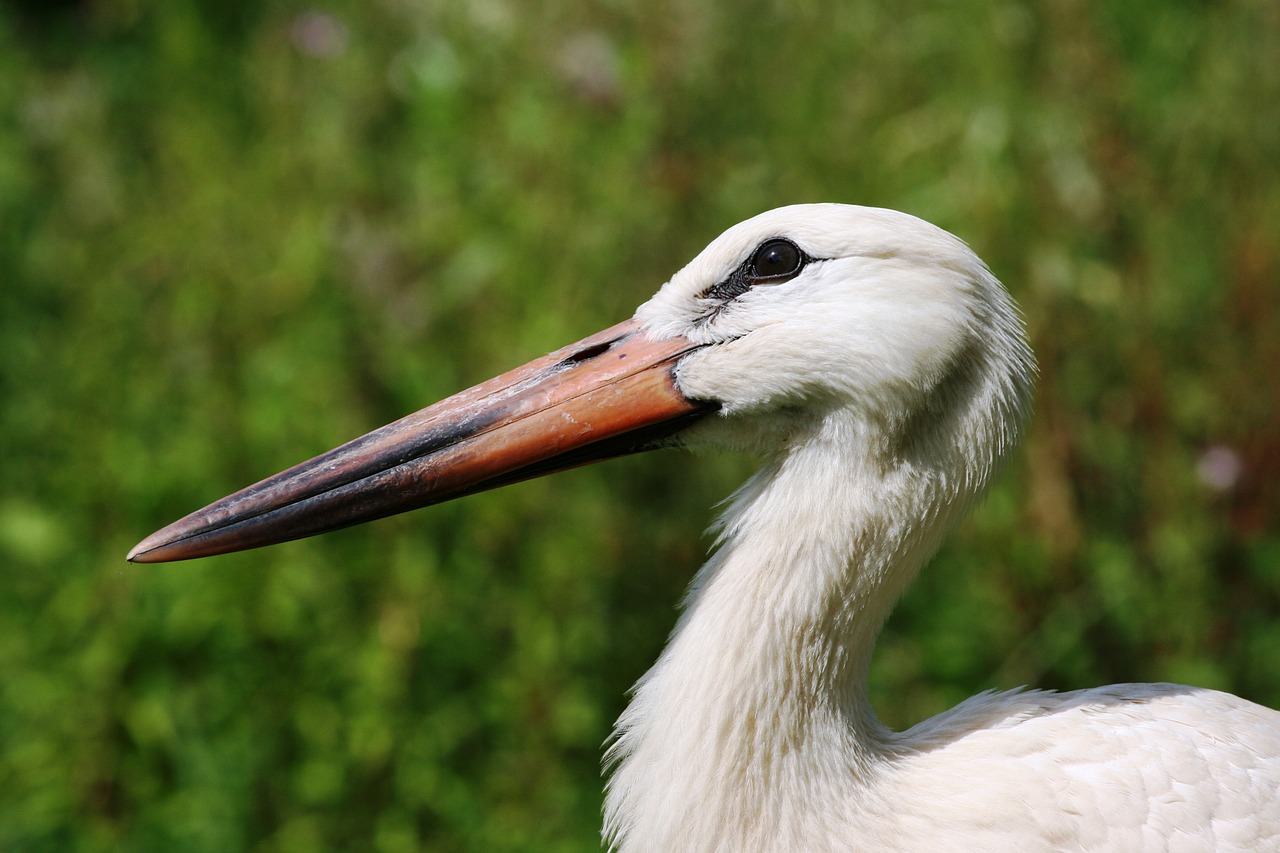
[127,318,713,563]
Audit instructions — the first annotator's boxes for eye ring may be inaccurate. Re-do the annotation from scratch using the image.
[697,237,812,306]
[749,238,805,282]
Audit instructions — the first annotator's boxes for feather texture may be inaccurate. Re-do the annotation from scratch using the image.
[602,205,1279,851]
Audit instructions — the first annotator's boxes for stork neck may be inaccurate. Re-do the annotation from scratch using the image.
[604,415,965,850]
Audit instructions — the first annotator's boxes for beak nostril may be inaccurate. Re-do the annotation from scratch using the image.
[560,341,613,366]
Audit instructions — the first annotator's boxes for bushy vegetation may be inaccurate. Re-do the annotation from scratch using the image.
[2,0,1277,849]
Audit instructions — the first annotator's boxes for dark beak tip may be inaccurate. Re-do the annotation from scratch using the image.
[126,539,163,563]
[126,525,192,563]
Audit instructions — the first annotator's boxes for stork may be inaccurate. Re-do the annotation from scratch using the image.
[130,205,1280,851]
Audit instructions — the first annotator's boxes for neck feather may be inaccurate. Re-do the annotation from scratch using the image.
[602,412,974,851]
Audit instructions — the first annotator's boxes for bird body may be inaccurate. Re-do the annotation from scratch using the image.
[131,204,1280,850]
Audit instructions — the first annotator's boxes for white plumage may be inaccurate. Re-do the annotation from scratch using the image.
[603,205,1279,851]
[131,204,1280,851]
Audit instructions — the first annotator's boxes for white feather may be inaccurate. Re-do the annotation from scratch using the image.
[600,205,1279,851]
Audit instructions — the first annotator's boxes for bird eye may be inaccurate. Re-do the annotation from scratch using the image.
[750,239,803,281]
[698,238,809,305]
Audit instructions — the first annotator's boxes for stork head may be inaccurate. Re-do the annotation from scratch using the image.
[642,204,1034,467]
[128,204,1033,563]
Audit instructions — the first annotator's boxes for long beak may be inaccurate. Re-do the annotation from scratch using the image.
[128,318,714,563]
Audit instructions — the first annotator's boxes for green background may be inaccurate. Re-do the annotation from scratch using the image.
[2,0,1278,849]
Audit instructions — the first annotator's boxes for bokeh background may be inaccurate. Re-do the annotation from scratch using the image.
[2,0,1278,849]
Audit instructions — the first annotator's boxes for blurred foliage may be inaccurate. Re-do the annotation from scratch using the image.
[1,0,1278,849]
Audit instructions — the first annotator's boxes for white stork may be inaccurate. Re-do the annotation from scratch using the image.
[131,204,1280,851]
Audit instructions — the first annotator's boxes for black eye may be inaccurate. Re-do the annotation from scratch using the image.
[698,237,811,305]
[750,239,803,281]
